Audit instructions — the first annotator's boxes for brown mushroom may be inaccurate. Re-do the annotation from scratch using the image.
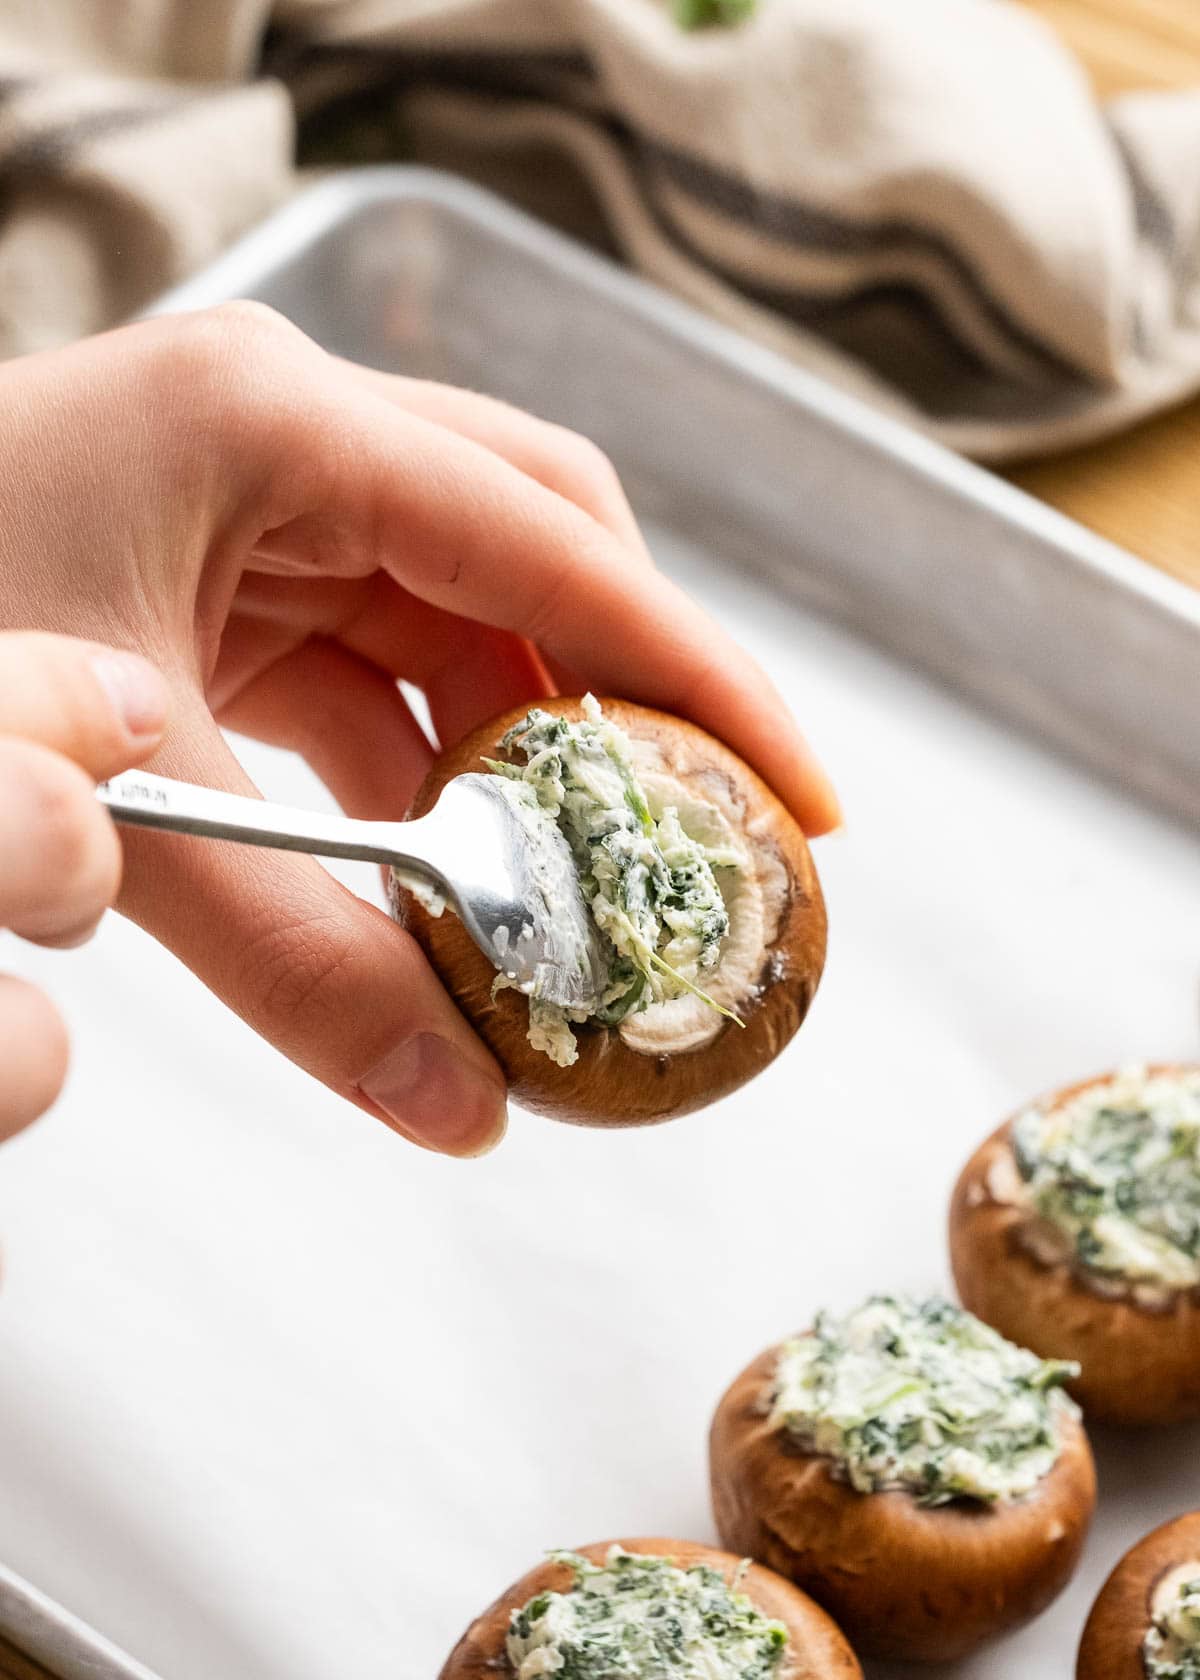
[392,698,826,1126]
[1076,1511,1200,1680]
[949,1066,1200,1426]
[438,1537,862,1680]
[709,1345,1096,1663]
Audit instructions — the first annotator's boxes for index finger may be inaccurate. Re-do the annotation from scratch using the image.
[0,632,169,780]
[243,357,840,835]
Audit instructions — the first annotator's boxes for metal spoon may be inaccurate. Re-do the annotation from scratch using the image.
[97,770,604,1012]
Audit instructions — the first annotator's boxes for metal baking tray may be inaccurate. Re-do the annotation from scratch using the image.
[3,166,1198,1680]
[159,166,1200,833]
[0,1564,161,1680]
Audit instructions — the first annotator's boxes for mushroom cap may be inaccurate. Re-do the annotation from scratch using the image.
[393,698,826,1127]
[709,1344,1096,1662]
[437,1536,862,1680]
[949,1066,1200,1426]
[1076,1510,1200,1680]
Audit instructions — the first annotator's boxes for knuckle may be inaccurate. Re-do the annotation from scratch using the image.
[521,551,580,650]
[0,634,127,768]
[35,1000,70,1098]
[197,299,301,352]
[152,302,311,411]
[234,906,360,1043]
[544,426,623,500]
[39,1011,70,1104]
[18,751,119,906]
[70,676,130,770]
[30,768,93,879]
[0,979,69,1139]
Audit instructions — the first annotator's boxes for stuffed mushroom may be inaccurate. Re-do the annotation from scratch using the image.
[438,1538,862,1680]
[950,1063,1200,1425]
[709,1294,1096,1662]
[1076,1511,1200,1680]
[391,696,826,1126]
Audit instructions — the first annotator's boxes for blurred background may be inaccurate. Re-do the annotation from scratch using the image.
[0,0,1198,581]
[1,5,1199,1680]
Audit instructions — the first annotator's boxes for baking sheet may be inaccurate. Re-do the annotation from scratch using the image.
[0,170,1198,1680]
[0,1566,160,1680]
[149,168,1200,832]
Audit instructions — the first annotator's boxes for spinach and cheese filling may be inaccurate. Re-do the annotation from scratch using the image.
[1145,1569,1200,1680]
[487,697,745,1066]
[506,1548,786,1680]
[1012,1065,1200,1290]
[673,0,757,30]
[768,1295,1078,1506]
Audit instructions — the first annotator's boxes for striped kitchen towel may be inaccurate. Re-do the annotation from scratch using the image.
[1,0,1199,462]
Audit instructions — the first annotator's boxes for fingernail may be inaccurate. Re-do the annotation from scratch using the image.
[815,773,844,836]
[90,651,169,742]
[358,1034,508,1158]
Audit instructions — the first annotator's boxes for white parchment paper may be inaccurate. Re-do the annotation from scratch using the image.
[0,527,1197,1680]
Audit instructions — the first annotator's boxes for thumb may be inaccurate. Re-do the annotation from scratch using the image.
[117,693,507,1157]
[0,632,168,778]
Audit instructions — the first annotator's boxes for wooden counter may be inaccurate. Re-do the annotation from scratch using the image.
[1012,0,1200,587]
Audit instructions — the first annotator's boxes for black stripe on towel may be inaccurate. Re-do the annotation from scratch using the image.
[279,41,1085,388]
[269,38,595,109]
[1105,118,1178,263]
[0,94,189,177]
[634,134,1084,385]
[0,75,35,108]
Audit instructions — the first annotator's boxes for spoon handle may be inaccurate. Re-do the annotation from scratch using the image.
[96,769,433,875]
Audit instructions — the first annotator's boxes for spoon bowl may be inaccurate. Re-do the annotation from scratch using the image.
[97,769,605,1012]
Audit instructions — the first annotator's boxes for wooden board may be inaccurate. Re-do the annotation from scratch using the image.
[1023,0,1200,96]
[1011,0,1200,589]
[0,1634,56,1680]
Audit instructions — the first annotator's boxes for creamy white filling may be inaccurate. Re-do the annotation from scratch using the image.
[488,701,781,1065]
[615,747,783,1058]
[401,702,787,1066]
[389,868,446,919]
[506,1548,786,1680]
[1145,1561,1200,1678]
[1012,1064,1200,1291]
[769,1295,1078,1506]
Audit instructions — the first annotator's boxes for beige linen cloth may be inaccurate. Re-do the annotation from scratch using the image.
[1,0,1199,462]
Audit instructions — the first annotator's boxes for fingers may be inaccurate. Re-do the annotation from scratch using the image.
[247,376,840,832]
[0,632,169,780]
[315,581,553,749]
[0,740,123,947]
[118,695,507,1156]
[0,975,69,1140]
[340,364,652,558]
[221,572,552,752]
[328,580,553,748]
[0,634,168,1143]
[215,634,435,818]
[129,305,833,828]
[419,621,553,751]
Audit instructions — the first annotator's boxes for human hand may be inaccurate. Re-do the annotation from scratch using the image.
[0,632,168,1141]
[0,305,838,1155]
